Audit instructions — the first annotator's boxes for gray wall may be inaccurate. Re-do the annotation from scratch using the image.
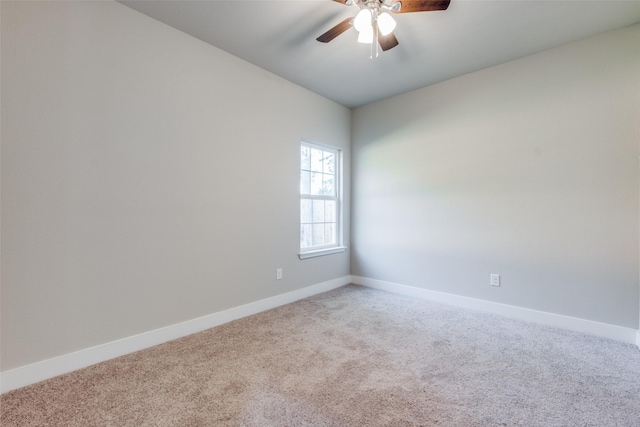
[2,0,639,375]
[352,24,640,329]
[1,1,350,371]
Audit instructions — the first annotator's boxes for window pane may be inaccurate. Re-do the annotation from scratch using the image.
[301,224,312,248]
[310,148,323,172]
[325,223,335,245]
[300,142,340,253]
[312,224,325,246]
[324,152,335,174]
[322,175,335,196]
[310,172,323,196]
[325,200,336,222]
[301,146,311,170]
[312,199,325,223]
[300,171,310,195]
[301,199,312,223]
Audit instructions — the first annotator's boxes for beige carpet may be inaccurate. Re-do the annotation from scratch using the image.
[2,284,640,426]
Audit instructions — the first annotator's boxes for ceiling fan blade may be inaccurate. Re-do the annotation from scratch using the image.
[378,31,399,51]
[392,0,450,13]
[316,18,353,43]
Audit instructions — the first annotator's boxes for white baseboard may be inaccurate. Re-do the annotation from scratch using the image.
[0,276,351,394]
[352,276,639,346]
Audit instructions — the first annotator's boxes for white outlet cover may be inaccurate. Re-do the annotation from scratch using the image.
[490,274,500,287]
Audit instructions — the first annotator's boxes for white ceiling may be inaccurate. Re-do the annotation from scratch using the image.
[119,0,640,108]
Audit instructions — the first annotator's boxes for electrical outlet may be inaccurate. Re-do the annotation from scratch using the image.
[276,268,283,280]
[490,274,501,287]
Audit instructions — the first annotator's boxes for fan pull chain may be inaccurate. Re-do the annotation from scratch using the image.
[370,23,379,60]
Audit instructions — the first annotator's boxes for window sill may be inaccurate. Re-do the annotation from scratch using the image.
[299,246,347,260]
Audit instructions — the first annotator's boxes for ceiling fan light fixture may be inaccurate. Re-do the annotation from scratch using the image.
[377,12,396,36]
[357,26,374,43]
[317,0,452,55]
[354,8,372,32]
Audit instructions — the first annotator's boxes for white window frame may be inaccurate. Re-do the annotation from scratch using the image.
[299,141,346,259]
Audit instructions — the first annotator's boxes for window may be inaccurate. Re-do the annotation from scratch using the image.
[299,141,345,258]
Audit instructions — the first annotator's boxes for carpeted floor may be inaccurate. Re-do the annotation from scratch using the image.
[2,284,640,426]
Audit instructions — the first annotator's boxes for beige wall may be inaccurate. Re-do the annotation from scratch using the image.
[352,24,640,329]
[0,1,351,371]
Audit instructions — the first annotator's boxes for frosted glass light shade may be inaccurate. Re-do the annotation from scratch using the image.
[354,9,372,32]
[357,26,373,43]
[377,12,396,36]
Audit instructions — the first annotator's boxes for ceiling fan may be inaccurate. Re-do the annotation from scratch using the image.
[317,0,450,54]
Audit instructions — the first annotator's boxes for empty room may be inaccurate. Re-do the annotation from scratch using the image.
[1,0,639,425]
